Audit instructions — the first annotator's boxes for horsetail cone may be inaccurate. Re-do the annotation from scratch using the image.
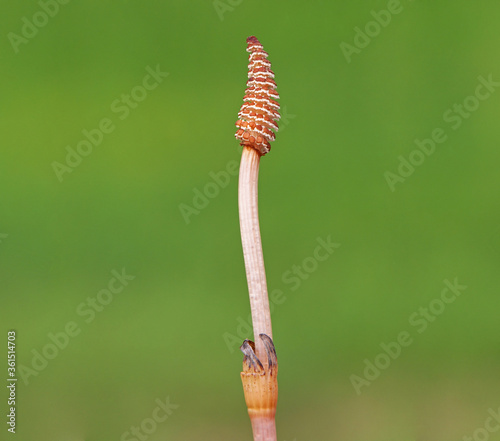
[235,36,280,156]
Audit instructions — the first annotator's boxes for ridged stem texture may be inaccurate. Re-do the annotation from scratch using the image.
[238,145,272,362]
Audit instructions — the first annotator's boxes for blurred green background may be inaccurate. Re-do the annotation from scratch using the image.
[1,1,500,440]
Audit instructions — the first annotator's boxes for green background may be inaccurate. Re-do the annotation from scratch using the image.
[1,1,500,440]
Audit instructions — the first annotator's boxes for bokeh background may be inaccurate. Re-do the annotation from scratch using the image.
[2,1,500,440]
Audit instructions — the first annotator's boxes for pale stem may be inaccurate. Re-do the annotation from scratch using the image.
[238,145,273,363]
[250,416,277,441]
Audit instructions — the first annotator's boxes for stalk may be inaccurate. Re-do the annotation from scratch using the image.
[234,36,281,441]
[238,145,273,361]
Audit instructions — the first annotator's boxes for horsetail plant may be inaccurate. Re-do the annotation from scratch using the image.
[234,36,280,441]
